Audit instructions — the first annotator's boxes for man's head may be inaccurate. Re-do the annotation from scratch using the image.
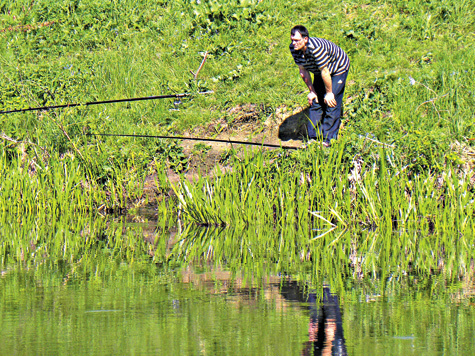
[290,25,309,51]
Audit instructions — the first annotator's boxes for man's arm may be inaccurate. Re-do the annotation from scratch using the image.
[320,66,337,107]
[298,66,318,106]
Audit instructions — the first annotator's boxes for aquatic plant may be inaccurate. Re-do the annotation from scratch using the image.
[0,145,170,214]
[171,139,475,236]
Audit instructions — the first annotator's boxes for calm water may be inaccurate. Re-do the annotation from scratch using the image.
[1,214,475,355]
[2,267,475,355]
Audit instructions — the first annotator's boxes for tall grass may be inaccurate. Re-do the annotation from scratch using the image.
[172,139,475,235]
[0,145,170,214]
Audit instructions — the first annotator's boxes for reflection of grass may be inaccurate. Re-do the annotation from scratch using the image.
[2,206,471,297]
[1,218,473,355]
[0,261,309,356]
[0,212,151,270]
[170,220,475,295]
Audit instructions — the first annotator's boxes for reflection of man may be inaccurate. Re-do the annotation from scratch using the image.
[301,287,347,356]
[289,25,350,146]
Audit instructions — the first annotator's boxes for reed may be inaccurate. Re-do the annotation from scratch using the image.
[0,146,154,215]
[171,140,474,237]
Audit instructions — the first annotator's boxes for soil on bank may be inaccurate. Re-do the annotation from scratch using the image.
[145,104,310,191]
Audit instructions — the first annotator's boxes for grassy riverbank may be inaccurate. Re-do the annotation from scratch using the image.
[2,0,475,168]
[173,139,475,230]
[1,0,474,221]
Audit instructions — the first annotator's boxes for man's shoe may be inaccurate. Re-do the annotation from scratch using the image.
[301,139,317,149]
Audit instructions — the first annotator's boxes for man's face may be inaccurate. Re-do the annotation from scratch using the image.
[290,31,307,51]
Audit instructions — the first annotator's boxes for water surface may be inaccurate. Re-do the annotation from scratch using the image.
[1,213,475,355]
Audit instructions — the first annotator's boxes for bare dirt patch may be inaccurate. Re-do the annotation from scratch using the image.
[172,104,309,181]
[140,104,310,202]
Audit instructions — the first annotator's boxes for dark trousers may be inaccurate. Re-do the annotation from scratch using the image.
[308,70,349,143]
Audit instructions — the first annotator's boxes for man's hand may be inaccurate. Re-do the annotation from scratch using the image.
[320,66,336,107]
[324,92,337,107]
[307,92,317,106]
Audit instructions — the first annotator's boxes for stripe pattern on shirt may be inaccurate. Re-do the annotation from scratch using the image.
[290,37,349,76]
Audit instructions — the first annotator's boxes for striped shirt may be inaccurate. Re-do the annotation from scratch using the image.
[290,37,349,76]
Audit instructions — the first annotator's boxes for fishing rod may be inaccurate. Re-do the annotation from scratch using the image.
[0,91,213,115]
[86,133,299,150]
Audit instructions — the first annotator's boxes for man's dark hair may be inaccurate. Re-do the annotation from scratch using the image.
[291,25,309,39]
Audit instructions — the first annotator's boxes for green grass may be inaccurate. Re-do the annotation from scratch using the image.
[1,0,474,168]
[172,139,474,234]
[0,144,173,214]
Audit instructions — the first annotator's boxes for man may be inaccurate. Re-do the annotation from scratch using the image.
[289,25,349,146]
